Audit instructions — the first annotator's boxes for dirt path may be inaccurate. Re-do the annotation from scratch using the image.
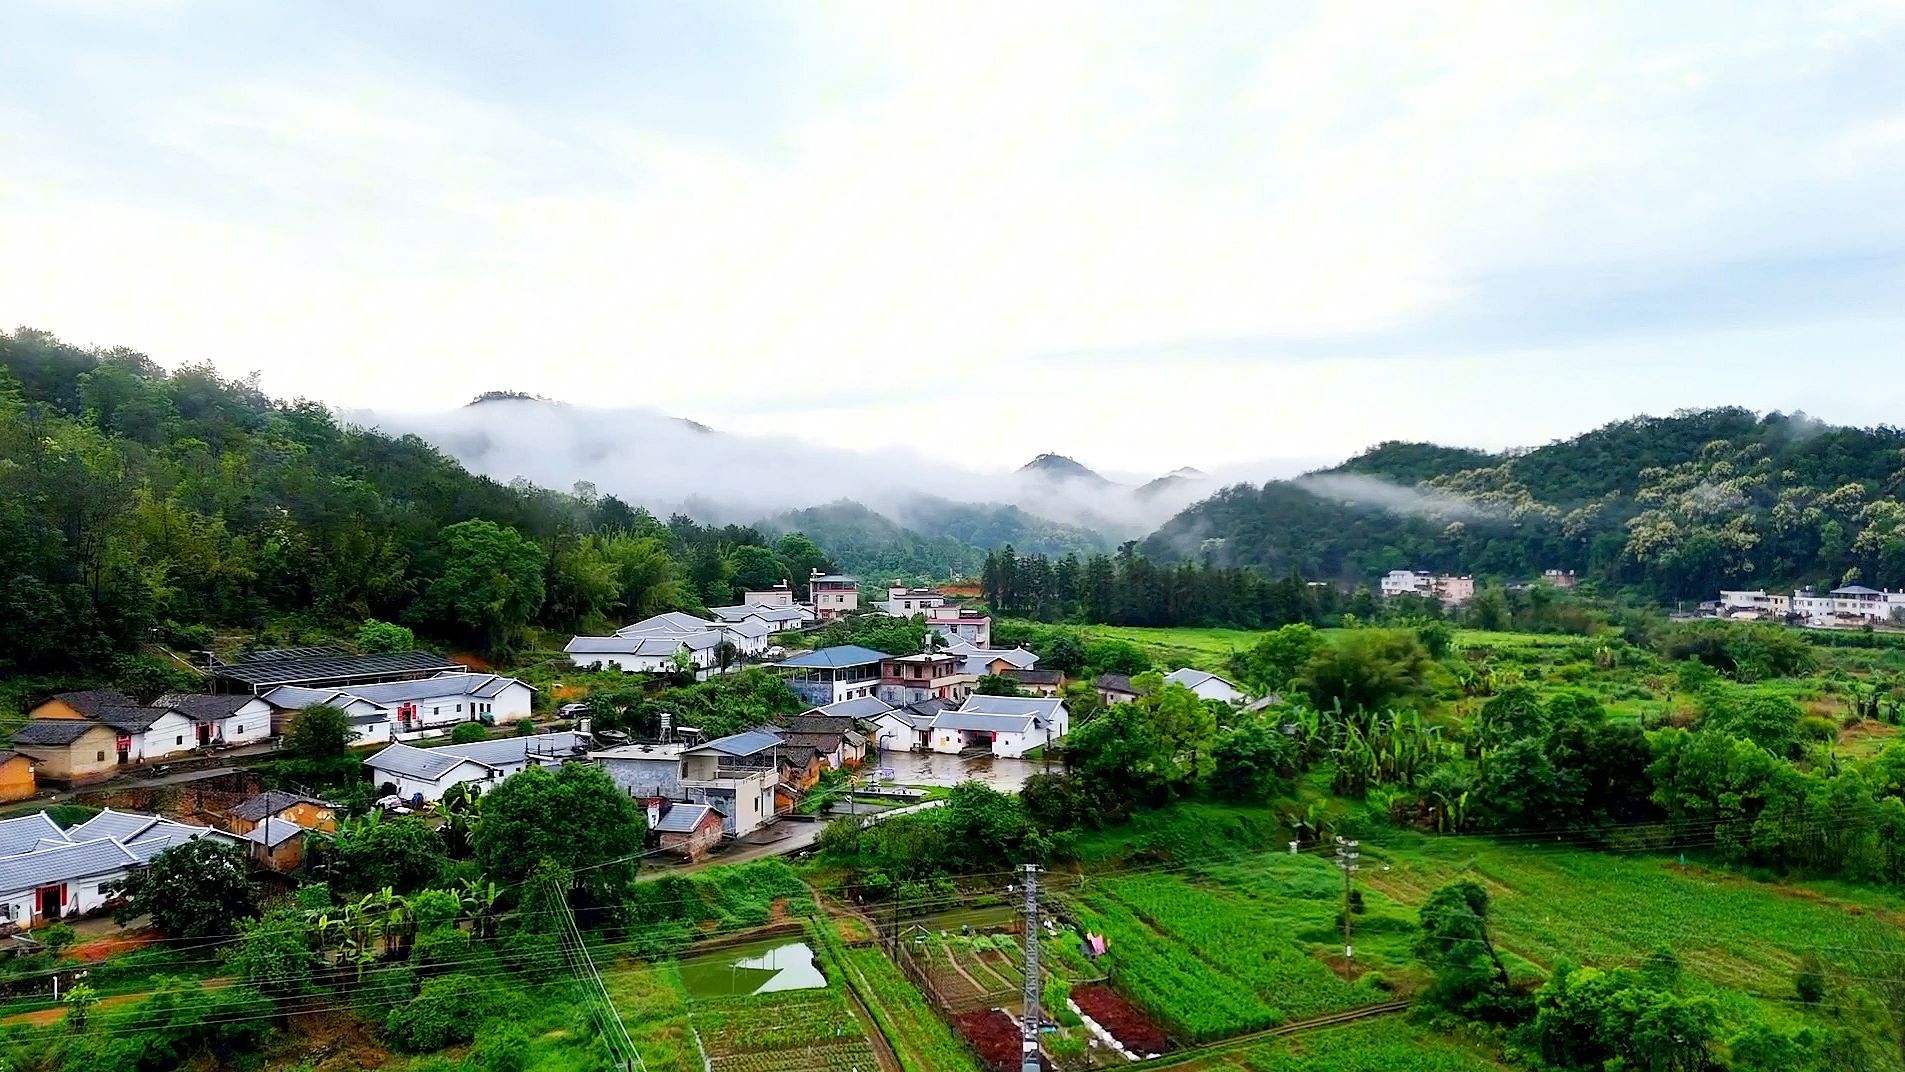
[1,976,234,1027]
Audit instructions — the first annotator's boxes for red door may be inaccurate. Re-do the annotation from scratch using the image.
[37,885,62,921]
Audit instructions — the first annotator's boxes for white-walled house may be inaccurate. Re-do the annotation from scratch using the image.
[778,646,888,706]
[712,603,816,630]
[156,694,277,748]
[100,707,201,764]
[0,810,238,927]
[364,731,589,803]
[265,673,535,743]
[567,612,736,675]
[927,696,1068,759]
[1162,668,1246,705]
[714,618,772,657]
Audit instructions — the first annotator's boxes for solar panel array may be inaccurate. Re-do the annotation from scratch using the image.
[213,649,462,689]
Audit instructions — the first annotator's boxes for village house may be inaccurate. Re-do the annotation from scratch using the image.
[155,693,277,748]
[1001,669,1064,697]
[264,672,536,744]
[8,721,120,786]
[1163,668,1247,704]
[877,586,948,616]
[773,716,869,769]
[779,645,889,706]
[876,652,974,706]
[228,790,337,837]
[364,731,589,803]
[210,647,466,694]
[711,603,817,631]
[927,696,1069,759]
[809,572,860,619]
[0,752,36,803]
[742,583,797,608]
[926,607,992,646]
[591,741,688,801]
[566,611,740,676]
[946,643,1041,678]
[1379,570,1475,606]
[679,731,785,837]
[0,810,239,927]
[26,690,199,765]
[649,801,724,862]
[1542,569,1579,589]
[869,698,943,753]
[245,817,307,872]
[1095,673,1142,706]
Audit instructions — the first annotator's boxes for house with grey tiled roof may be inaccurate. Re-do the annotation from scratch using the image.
[364,731,588,803]
[926,696,1069,759]
[0,809,237,927]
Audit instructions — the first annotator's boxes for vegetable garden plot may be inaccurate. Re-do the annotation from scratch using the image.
[840,945,985,1072]
[1071,984,1170,1057]
[953,1008,1031,1072]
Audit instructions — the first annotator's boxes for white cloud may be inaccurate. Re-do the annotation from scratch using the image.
[1,0,1903,477]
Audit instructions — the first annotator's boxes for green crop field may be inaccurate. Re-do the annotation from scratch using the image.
[1184,1016,1511,1072]
[1066,854,1395,1040]
[1075,624,1586,674]
[838,945,986,1072]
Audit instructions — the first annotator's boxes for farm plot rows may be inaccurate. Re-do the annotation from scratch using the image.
[1067,865,1390,1042]
[1183,1016,1511,1072]
[839,945,986,1072]
[909,933,1025,1010]
[603,950,877,1072]
[1358,836,1902,995]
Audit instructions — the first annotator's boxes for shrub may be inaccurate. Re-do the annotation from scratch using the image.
[473,1021,532,1072]
[386,974,491,1052]
[1794,953,1826,1004]
[450,721,489,745]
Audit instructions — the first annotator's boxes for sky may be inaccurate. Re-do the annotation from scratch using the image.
[5,0,1905,476]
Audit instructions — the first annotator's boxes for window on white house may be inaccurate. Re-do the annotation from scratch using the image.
[175,736,183,746]
[236,725,244,734]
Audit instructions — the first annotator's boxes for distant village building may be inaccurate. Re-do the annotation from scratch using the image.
[263,673,535,744]
[876,652,974,706]
[927,607,992,646]
[809,572,860,619]
[1379,570,1475,606]
[649,802,724,862]
[1541,569,1579,589]
[1162,668,1246,705]
[364,731,589,803]
[742,583,797,608]
[1095,674,1141,706]
[877,586,948,616]
[926,696,1069,759]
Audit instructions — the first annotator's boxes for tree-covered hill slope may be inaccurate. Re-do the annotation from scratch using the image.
[1145,407,1905,600]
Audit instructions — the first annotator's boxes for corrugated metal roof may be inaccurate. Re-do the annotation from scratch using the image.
[652,803,715,834]
[694,730,786,757]
[815,696,893,719]
[215,650,461,689]
[957,696,1064,719]
[779,646,889,669]
[245,817,304,848]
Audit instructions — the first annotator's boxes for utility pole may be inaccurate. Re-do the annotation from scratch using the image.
[1335,836,1359,973]
[1020,863,1043,1072]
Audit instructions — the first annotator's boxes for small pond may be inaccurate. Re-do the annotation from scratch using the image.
[679,939,826,998]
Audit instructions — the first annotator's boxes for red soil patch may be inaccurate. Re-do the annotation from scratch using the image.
[70,928,161,961]
[954,1009,1028,1072]
[1073,984,1171,1055]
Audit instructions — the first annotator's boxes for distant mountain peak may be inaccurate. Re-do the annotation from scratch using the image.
[1136,466,1209,499]
[467,390,556,406]
[1018,453,1111,484]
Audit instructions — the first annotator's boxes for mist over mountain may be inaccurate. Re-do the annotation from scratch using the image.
[349,397,1298,576]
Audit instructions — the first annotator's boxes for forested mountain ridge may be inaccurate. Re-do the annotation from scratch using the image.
[0,327,833,674]
[1145,407,1905,600]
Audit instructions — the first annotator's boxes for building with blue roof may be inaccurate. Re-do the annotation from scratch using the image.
[776,646,889,707]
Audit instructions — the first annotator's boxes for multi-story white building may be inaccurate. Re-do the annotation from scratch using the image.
[1379,570,1475,606]
[1718,590,1793,619]
[809,572,860,620]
